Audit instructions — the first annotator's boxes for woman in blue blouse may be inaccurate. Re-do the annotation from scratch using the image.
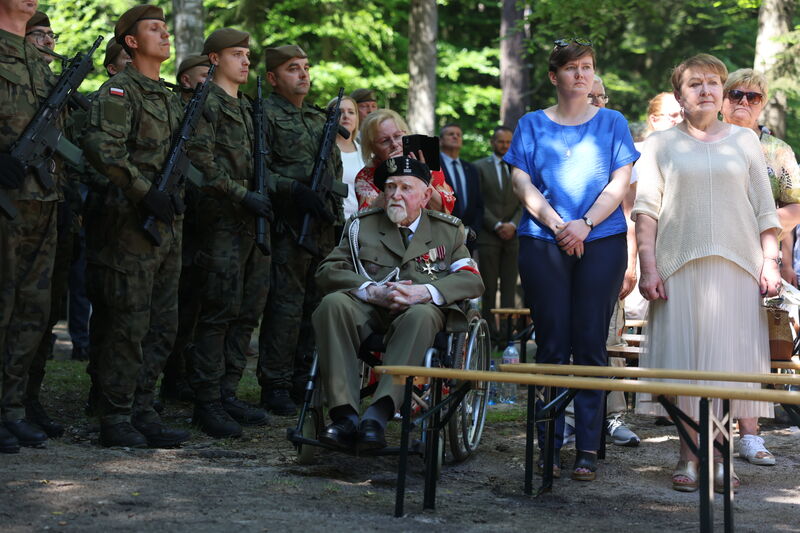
[505,40,638,481]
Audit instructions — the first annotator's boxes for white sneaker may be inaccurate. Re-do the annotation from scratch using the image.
[738,435,776,466]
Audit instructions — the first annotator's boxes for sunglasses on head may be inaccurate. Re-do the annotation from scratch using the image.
[554,37,593,48]
[727,89,763,106]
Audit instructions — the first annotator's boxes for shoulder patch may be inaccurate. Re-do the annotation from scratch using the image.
[355,207,383,218]
[427,210,461,226]
[109,87,125,97]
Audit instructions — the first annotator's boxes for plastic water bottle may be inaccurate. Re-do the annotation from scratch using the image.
[488,360,498,405]
[500,342,520,403]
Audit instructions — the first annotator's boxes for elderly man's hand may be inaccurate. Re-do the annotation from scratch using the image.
[365,283,395,308]
[386,280,432,313]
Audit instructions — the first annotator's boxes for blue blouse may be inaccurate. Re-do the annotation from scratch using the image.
[504,108,639,243]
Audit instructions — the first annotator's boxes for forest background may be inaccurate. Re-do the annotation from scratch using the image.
[42,0,800,161]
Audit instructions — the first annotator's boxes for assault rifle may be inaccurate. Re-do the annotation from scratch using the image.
[297,87,349,256]
[0,36,103,220]
[142,64,216,246]
[251,77,272,256]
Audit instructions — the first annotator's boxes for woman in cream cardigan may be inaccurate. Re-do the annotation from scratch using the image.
[632,54,782,493]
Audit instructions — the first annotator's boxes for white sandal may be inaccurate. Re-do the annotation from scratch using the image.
[739,435,776,466]
[672,460,698,492]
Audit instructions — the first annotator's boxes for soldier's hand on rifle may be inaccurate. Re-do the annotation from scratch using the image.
[291,181,334,223]
[0,153,26,189]
[171,193,186,215]
[140,186,175,224]
[241,191,273,221]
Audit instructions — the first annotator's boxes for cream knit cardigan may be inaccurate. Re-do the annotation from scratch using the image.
[632,124,780,282]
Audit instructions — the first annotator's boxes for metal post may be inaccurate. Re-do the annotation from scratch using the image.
[423,378,441,510]
[394,376,414,518]
[538,386,555,495]
[698,398,714,533]
[722,399,734,533]
[524,384,535,495]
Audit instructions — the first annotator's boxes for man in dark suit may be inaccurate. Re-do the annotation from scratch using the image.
[440,124,483,250]
[473,127,521,341]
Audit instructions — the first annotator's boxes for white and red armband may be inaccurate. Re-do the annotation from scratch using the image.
[449,258,480,276]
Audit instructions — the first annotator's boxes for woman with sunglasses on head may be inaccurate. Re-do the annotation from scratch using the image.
[634,55,781,493]
[720,68,800,468]
[505,39,638,481]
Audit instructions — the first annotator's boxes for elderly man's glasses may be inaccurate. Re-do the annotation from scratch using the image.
[587,93,608,103]
[26,30,58,43]
[554,37,593,48]
[727,89,763,106]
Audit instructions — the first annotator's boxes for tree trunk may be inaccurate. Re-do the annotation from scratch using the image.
[500,0,530,130]
[754,0,795,139]
[172,0,205,71]
[407,0,437,136]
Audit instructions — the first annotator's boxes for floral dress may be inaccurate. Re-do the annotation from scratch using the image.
[354,165,456,214]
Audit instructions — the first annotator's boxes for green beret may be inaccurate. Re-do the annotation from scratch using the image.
[177,54,211,80]
[374,157,432,191]
[103,39,125,67]
[26,11,51,29]
[264,45,307,71]
[202,28,249,55]
[114,5,165,45]
[351,88,377,103]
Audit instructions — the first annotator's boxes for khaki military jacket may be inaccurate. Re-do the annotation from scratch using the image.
[0,28,59,202]
[186,83,255,233]
[263,92,343,228]
[316,208,485,330]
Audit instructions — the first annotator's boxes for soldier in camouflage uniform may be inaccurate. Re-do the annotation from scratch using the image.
[159,54,210,404]
[184,28,271,437]
[0,0,57,452]
[81,5,189,448]
[258,45,344,415]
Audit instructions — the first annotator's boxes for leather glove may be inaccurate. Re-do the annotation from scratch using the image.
[241,191,273,221]
[0,153,26,190]
[291,181,334,223]
[140,186,175,224]
[171,192,186,215]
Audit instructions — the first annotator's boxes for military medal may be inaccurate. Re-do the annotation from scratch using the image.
[415,245,446,280]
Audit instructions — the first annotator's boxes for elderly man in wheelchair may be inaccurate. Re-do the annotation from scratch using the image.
[311,156,485,452]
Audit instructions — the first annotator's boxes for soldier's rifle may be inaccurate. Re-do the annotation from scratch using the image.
[0,35,103,220]
[251,76,272,256]
[297,86,349,256]
[142,64,216,246]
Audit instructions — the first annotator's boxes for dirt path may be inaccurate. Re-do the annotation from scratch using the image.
[2,327,799,532]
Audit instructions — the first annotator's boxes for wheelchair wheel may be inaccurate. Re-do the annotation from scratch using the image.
[296,406,321,465]
[448,309,491,462]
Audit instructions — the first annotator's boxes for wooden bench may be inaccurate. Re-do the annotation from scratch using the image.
[374,364,800,532]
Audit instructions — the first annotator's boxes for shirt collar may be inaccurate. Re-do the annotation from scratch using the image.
[440,152,458,167]
[492,154,504,165]
[399,211,423,233]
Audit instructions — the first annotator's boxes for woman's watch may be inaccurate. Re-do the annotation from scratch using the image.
[582,216,594,229]
[766,256,782,267]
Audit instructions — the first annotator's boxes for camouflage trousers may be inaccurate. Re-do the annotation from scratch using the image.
[0,200,57,420]
[86,218,182,426]
[189,228,270,402]
[28,202,75,401]
[258,230,331,391]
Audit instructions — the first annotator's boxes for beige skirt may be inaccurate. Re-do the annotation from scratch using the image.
[636,256,773,420]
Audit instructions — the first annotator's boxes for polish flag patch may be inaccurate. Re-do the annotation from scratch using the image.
[109,87,125,97]
[449,258,480,276]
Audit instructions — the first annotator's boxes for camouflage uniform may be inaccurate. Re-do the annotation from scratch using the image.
[258,92,342,395]
[185,83,270,401]
[0,28,59,422]
[81,65,183,427]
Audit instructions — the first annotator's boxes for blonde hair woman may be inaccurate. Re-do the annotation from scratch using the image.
[327,95,363,219]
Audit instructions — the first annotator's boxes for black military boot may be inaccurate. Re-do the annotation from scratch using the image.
[260,388,297,416]
[25,398,65,438]
[221,389,269,426]
[4,419,47,447]
[0,425,20,454]
[132,418,190,448]
[193,401,243,438]
[99,422,148,448]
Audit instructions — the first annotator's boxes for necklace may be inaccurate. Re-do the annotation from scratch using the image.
[556,107,590,158]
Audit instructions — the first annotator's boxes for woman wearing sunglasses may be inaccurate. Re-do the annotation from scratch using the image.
[634,55,781,492]
[505,39,638,481]
[720,68,800,468]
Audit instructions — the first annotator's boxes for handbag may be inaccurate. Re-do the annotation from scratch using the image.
[765,306,794,361]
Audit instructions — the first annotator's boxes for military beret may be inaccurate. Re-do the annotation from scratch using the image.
[176,54,211,80]
[26,11,51,29]
[374,156,432,191]
[202,28,249,55]
[351,88,377,103]
[264,45,307,71]
[114,5,165,45]
[103,39,125,67]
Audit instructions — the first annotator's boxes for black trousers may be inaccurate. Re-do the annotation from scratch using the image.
[519,234,626,453]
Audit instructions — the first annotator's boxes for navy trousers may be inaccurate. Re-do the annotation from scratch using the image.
[519,234,626,453]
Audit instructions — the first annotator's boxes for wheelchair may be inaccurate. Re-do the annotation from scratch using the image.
[287,305,491,470]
